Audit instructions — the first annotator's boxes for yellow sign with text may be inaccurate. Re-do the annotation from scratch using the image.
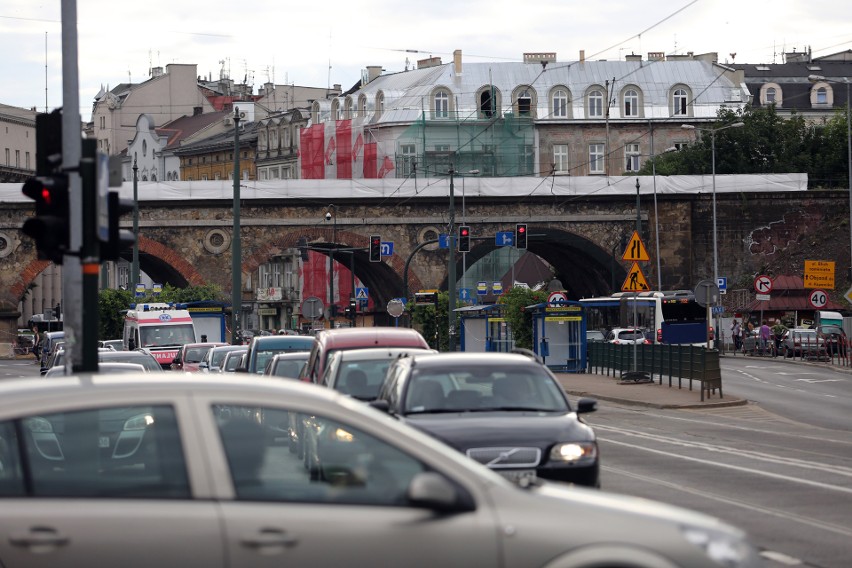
[804,260,835,289]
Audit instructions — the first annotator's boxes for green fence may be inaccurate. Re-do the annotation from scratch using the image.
[587,343,722,401]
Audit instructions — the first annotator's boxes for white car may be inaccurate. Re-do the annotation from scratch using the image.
[607,327,650,345]
[0,374,760,568]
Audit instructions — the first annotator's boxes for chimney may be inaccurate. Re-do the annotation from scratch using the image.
[579,50,585,63]
[625,52,642,62]
[454,49,462,76]
[417,56,443,69]
[366,65,383,83]
[151,66,163,78]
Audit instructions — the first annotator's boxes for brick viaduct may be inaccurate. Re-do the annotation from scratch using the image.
[1,189,848,343]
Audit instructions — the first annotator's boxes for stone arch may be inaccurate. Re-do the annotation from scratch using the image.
[135,236,207,287]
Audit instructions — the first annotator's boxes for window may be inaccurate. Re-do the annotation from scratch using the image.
[817,87,827,104]
[625,143,641,172]
[434,91,449,119]
[15,150,20,168]
[358,95,367,117]
[553,144,569,173]
[270,130,278,150]
[215,408,427,504]
[25,151,30,170]
[331,99,340,121]
[377,92,385,114]
[345,98,353,119]
[588,90,603,118]
[259,262,282,288]
[589,144,604,174]
[400,144,416,177]
[118,265,130,289]
[142,140,147,157]
[0,406,189,498]
[479,89,495,118]
[283,258,294,290]
[624,89,639,117]
[517,89,532,116]
[552,89,568,118]
[4,148,8,166]
[259,131,267,152]
[673,88,688,116]
[766,87,776,104]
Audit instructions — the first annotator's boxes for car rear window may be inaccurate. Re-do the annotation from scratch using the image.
[617,330,643,340]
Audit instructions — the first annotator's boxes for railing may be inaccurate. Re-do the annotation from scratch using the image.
[587,342,722,402]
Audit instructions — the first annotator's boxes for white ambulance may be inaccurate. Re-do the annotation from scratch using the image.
[123,303,197,369]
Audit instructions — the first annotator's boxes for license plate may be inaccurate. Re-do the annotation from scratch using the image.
[98,436,110,448]
[497,469,537,485]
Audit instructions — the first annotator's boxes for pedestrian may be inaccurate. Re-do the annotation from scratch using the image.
[771,321,787,357]
[759,320,772,355]
[32,326,42,360]
[731,319,742,352]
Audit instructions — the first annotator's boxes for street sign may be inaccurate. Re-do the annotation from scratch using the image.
[712,305,725,314]
[381,242,393,257]
[717,277,727,291]
[754,275,772,294]
[808,289,828,309]
[301,296,324,319]
[756,293,771,301]
[459,288,472,301]
[845,285,852,305]
[476,281,488,295]
[387,299,405,318]
[694,279,720,308]
[495,231,514,246]
[135,283,146,298]
[355,287,369,300]
[621,231,650,262]
[492,281,504,295]
[621,262,650,292]
[438,234,449,249]
[804,260,835,290]
[548,291,568,305]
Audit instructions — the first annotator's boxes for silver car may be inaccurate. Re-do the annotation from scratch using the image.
[0,374,760,567]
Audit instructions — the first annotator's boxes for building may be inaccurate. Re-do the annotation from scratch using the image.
[0,103,36,183]
[303,50,748,180]
[255,108,310,180]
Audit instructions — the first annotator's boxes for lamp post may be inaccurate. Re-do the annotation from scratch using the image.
[809,74,852,279]
[448,165,457,351]
[682,121,744,345]
[231,106,242,344]
[131,157,139,289]
[326,204,337,326]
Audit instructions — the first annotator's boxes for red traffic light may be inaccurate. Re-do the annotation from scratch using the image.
[517,225,526,234]
[460,227,470,237]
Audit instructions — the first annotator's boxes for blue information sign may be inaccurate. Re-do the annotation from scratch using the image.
[495,231,514,246]
[438,234,449,249]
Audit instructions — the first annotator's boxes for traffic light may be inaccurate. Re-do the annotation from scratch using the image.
[21,175,69,263]
[22,109,69,264]
[515,223,528,249]
[458,225,470,252]
[100,191,135,261]
[369,235,382,262]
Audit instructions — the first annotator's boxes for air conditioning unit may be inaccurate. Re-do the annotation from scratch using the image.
[223,116,233,127]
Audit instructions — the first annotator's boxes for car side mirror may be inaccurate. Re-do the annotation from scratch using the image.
[368,399,391,414]
[406,472,473,512]
[576,397,598,414]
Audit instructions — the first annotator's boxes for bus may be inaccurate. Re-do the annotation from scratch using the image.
[579,291,713,347]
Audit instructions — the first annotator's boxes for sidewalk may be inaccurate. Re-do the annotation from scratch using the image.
[555,372,747,409]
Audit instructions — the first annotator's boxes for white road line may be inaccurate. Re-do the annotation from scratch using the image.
[603,465,852,537]
[600,437,852,494]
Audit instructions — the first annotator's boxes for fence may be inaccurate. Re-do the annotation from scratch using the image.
[587,342,722,401]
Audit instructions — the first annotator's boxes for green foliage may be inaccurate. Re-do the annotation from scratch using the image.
[97,284,226,340]
[497,287,549,350]
[409,291,449,351]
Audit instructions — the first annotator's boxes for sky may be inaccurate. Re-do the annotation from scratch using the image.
[2,0,851,120]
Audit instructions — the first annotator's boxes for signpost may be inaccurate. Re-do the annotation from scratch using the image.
[804,260,835,290]
[753,275,773,294]
[621,263,650,292]
[808,289,829,309]
[495,231,514,247]
[621,231,650,262]
[695,279,720,349]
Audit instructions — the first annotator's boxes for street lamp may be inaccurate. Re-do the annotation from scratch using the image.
[131,157,139,290]
[809,74,852,280]
[682,120,744,345]
[326,204,336,326]
[231,106,242,345]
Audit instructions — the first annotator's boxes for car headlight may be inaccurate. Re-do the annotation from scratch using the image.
[550,442,597,463]
[682,526,761,567]
[123,413,155,431]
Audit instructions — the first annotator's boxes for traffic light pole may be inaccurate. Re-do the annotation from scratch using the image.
[78,140,100,372]
[61,0,84,373]
[447,166,456,351]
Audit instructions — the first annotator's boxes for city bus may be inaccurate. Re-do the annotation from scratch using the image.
[579,291,713,347]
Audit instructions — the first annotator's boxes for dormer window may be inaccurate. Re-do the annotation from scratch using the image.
[588,89,603,118]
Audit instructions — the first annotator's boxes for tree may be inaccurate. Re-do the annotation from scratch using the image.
[497,287,548,351]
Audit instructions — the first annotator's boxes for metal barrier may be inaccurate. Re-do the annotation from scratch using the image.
[587,342,722,402]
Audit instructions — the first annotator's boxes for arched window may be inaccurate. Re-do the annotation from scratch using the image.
[376,92,385,115]
[624,89,639,117]
[331,99,340,121]
[588,89,603,118]
[673,88,689,116]
[517,88,532,116]
[344,98,353,120]
[480,89,495,118]
[311,101,321,124]
[358,95,367,117]
[259,131,267,152]
[142,140,147,157]
[552,89,568,118]
[435,90,449,118]
[766,87,776,104]
[817,87,827,104]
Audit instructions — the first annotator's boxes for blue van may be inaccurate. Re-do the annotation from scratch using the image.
[236,335,316,374]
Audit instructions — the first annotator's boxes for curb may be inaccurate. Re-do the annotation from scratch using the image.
[563,389,748,410]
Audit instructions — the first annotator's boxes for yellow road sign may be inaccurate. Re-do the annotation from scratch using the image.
[621,231,650,262]
[621,262,650,292]
[804,260,835,290]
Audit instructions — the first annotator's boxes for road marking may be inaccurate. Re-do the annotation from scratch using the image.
[760,551,803,565]
[793,378,841,383]
[603,464,852,538]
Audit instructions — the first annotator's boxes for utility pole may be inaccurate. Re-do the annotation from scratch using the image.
[131,158,139,289]
[447,165,456,351]
[230,107,241,344]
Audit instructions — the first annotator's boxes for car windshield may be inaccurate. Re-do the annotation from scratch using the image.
[99,352,163,372]
[403,365,569,414]
[140,324,196,348]
[333,360,396,400]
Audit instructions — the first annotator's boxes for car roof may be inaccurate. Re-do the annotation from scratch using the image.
[250,335,316,348]
[271,351,311,360]
[316,327,428,348]
[332,346,437,362]
[398,352,539,368]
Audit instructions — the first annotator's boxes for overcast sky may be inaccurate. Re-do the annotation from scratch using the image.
[2,0,850,119]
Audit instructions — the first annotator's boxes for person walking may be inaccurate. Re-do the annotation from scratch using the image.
[759,320,772,356]
[731,319,742,352]
[32,326,42,362]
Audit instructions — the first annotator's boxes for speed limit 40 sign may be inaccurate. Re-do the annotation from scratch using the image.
[808,289,829,309]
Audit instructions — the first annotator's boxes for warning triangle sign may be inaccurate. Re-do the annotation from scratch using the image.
[622,231,650,262]
[621,262,650,292]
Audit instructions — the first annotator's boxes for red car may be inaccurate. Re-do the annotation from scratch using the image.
[171,342,228,372]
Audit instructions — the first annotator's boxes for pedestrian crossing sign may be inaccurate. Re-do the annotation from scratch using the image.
[621,262,650,292]
[621,231,650,262]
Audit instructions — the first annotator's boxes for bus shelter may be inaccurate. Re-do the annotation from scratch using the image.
[456,304,513,353]
[527,301,586,372]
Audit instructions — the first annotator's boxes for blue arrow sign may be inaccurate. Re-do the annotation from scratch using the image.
[459,288,472,301]
[438,234,449,249]
[495,231,514,246]
[381,242,393,256]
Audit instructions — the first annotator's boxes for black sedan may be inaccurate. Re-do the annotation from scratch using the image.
[372,352,599,487]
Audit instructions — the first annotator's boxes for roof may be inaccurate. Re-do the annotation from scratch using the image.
[172,121,258,155]
[737,274,846,311]
[156,111,231,150]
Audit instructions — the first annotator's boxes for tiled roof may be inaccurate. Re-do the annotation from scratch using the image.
[156,111,230,149]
